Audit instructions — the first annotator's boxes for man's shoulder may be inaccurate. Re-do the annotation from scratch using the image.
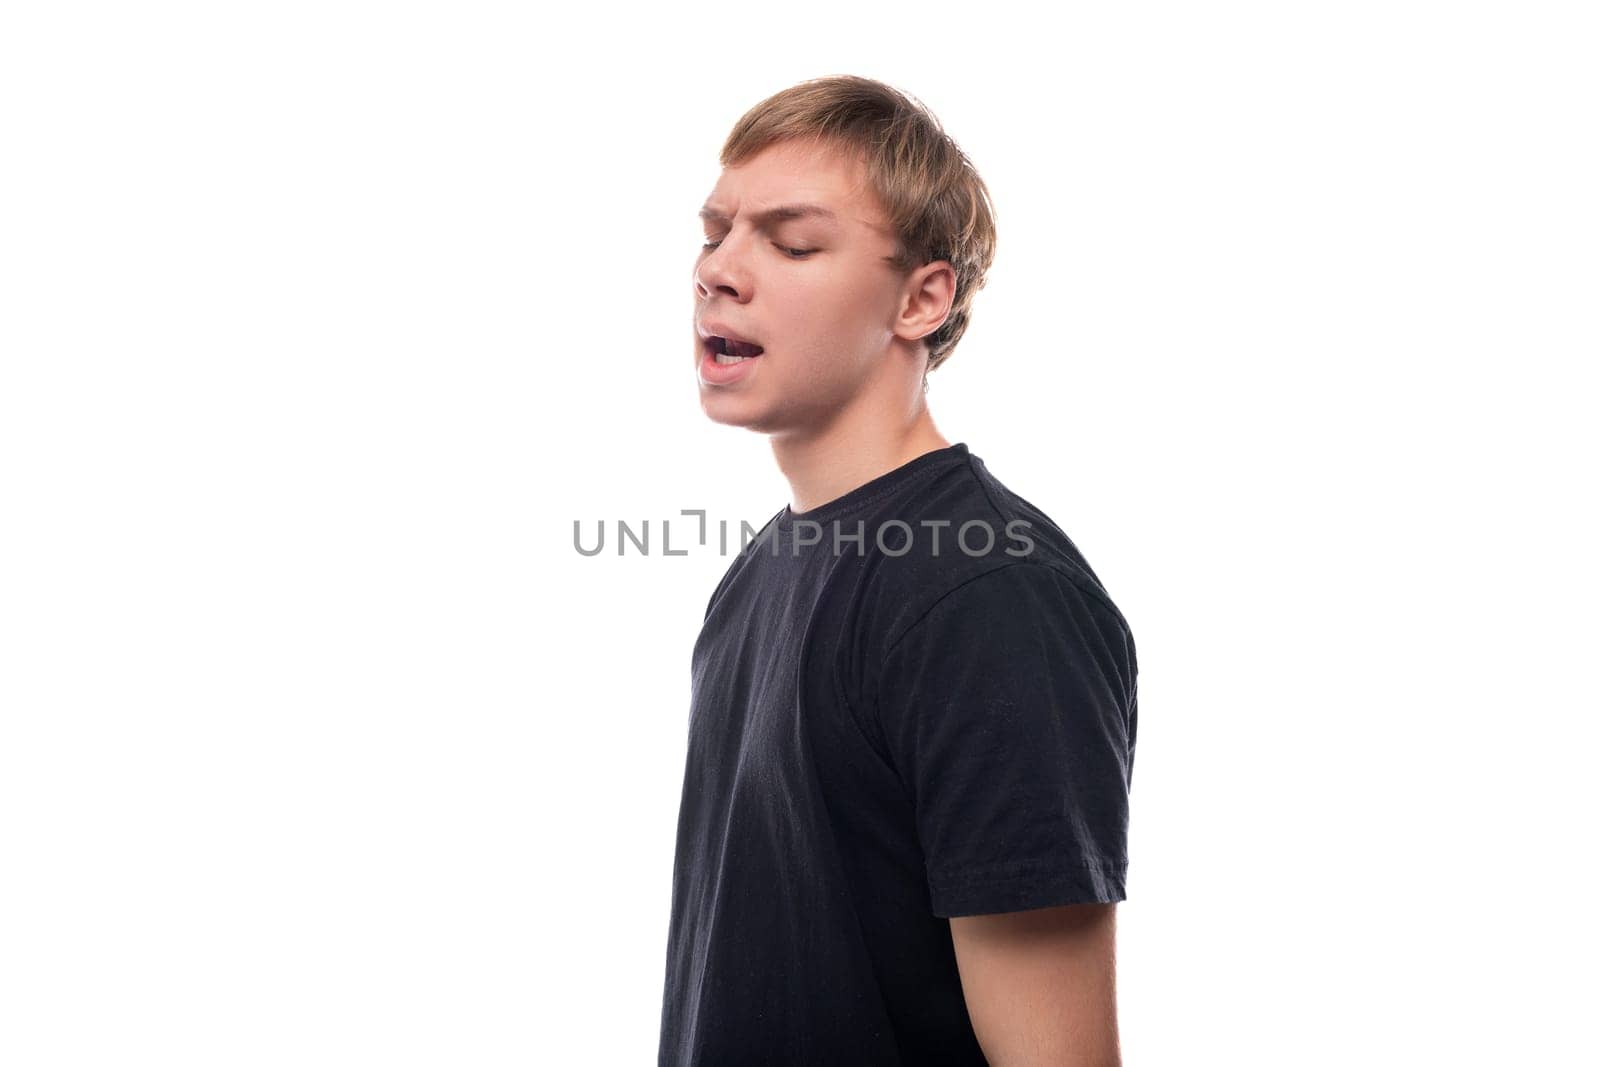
[849,456,1128,658]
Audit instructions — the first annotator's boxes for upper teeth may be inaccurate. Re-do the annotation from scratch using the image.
[711,335,761,364]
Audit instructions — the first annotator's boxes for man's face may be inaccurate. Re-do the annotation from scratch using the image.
[693,139,909,434]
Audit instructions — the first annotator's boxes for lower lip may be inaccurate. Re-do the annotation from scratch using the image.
[697,339,764,385]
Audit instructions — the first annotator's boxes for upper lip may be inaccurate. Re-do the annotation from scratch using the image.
[697,320,762,348]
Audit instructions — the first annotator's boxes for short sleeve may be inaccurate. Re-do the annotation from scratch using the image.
[873,563,1137,918]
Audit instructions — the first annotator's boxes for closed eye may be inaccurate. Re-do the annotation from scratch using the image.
[701,240,816,259]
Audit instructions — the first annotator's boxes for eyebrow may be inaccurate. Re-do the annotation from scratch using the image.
[698,203,840,228]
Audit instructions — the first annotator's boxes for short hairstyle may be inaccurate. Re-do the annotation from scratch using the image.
[719,75,998,381]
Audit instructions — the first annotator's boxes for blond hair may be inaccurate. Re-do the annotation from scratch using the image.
[720,75,997,380]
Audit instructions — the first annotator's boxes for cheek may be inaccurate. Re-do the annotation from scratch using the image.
[791,276,876,333]
[767,267,890,361]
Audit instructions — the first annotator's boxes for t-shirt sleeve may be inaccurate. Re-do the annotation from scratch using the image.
[872,562,1138,918]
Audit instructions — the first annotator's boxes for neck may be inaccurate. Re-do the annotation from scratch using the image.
[769,366,951,515]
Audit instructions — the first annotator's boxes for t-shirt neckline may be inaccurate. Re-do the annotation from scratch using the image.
[775,442,970,529]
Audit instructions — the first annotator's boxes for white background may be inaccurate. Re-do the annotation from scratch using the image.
[3,2,1595,1063]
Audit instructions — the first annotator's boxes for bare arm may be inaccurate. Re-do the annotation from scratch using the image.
[948,901,1121,1066]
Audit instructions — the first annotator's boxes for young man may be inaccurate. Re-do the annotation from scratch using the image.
[659,76,1138,1066]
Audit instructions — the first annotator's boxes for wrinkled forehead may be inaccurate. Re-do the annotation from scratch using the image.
[701,141,890,235]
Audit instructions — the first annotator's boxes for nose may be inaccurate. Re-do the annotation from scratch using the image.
[693,232,750,301]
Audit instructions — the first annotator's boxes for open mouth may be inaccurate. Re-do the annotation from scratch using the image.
[704,336,765,365]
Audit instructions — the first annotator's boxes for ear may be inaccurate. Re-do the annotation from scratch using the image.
[894,259,956,346]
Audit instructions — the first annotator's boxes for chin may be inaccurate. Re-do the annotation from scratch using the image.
[699,394,787,434]
[698,397,759,429]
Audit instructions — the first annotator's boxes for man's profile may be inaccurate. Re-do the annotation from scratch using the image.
[659,75,1139,1065]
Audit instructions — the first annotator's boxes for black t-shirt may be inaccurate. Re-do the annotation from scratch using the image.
[657,442,1138,1065]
